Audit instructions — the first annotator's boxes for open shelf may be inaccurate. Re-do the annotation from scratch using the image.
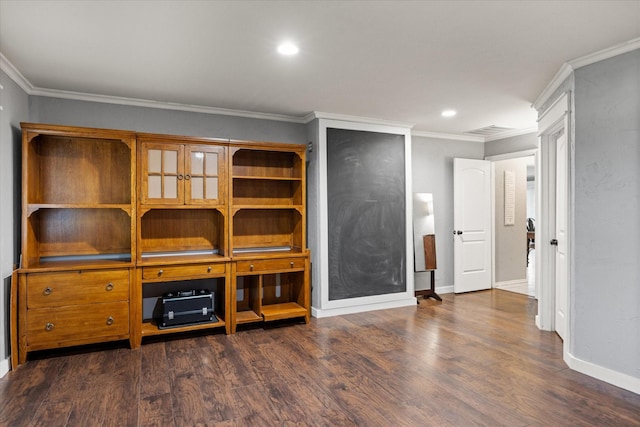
[232,209,302,253]
[231,149,302,179]
[235,275,261,325]
[232,178,302,206]
[262,302,307,322]
[25,133,132,205]
[141,318,226,337]
[139,209,226,259]
[261,271,306,321]
[142,277,227,336]
[24,208,133,267]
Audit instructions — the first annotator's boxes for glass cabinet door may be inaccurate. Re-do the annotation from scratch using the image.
[185,145,225,204]
[141,142,185,204]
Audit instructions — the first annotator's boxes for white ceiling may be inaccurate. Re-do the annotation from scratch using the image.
[1,1,639,138]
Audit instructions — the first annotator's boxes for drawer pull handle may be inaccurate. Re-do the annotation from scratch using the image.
[207,266,212,273]
[45,322,54,332]
[43,287,53,296]
[105,282,114,291]
[158,269,163,276]
[106,316,114,326]
[290,262,294,267]
[250,264,254,271]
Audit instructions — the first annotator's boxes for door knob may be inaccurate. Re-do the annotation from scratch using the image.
[550,239,558,246]
[452,230,463,235]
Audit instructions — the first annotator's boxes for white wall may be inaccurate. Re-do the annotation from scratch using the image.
[0,70,29,376]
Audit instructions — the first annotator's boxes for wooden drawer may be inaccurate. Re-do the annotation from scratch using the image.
[236,257,306,273]
[27,269,130,308]
[27,301,129,345]
[142,263,226,281]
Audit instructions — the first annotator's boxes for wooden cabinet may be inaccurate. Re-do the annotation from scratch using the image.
[230,142,306,255]
[231,255,309,332]
[139,136,226,206]
[13,124,310,367]
[21,123,136,268]
[136,134,230,341]
[22,269,131,349]
[14,123,137,367]
[229,142,310,331]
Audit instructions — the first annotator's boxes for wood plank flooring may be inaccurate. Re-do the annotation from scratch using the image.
[1,290,639,426]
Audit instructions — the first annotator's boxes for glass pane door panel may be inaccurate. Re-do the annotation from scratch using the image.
[148,149,162,173]
[148,176,162,199]
[191,177,204,200]
[206,152,218,175]
[163,150,178,174]
[191,152,204,175]
[164,176,178,199]
[206,177,218,199]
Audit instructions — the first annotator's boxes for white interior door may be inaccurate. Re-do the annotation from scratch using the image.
[554,131,568,340]
[453,158,492,293]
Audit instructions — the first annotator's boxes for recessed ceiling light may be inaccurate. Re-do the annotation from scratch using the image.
[277,42,299,56]
[441,109,457,118]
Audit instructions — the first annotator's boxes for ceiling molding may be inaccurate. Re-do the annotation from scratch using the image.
[411,130,484,143]
[1,52,306,124]
[532,37,640,111]
[569,36,640,70]
[0,52,33,93]
[484,126,538,142]
[31,86,307,124]
[307,111,414,129]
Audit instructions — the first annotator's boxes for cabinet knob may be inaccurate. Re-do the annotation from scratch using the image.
[158,269,164,276]
[45,322,54,332]
[177,174,184,180]
[185,174,191,180]
[207,266,212,273]
[106,316,114,326]
[43,287,53,296]
[290,261,294,267]
[105,282,114,291]
[250,264,254,271]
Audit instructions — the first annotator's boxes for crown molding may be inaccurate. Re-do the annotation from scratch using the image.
[411,130,484,143]
[30,86,306,124]
[532,37,640,111]
[569,36,640,70]
[309,112,487,142]
[306,111,414,129]
[484,126,538,142]
[0,52,305,124]
[0,52,33,93]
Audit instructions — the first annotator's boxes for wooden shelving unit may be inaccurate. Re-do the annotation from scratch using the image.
[12,124,310,367]
[229,142,310,332]
[136,134,230,340]
[14,123,137,367]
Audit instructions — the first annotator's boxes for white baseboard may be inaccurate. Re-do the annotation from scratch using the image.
[494,279,528,288]
[311,297,416,318]
[436,285,454,294]
[566,351,640,395]
[0,357,10,378]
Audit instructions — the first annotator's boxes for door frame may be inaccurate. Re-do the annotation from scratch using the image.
[537,92,572,359]
[485,149,538,295]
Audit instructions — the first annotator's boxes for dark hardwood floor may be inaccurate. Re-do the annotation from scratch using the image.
[1,289,639,426]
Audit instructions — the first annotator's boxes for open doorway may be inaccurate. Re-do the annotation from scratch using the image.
[488,150,537,298]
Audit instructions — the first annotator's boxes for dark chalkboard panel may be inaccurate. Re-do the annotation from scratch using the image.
[327,128,406,300]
